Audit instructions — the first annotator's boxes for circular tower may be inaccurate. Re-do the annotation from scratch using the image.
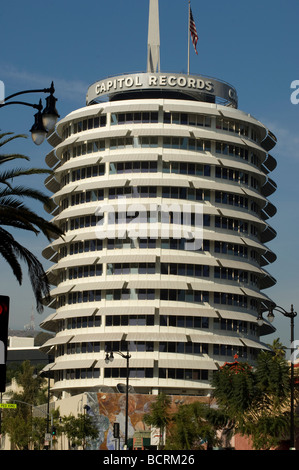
[40,5,277,400]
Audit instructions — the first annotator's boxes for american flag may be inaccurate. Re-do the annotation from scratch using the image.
[189,7,198,55]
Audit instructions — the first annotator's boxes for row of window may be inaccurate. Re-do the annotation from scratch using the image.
[103,368,154,379]
[60,187,260,219]
[163,136,212,153]
[61,161,261,193]
[105,368,208,380]
[214,318,257,335]
[107,262,155,275]
[58,288,258,310]
[62,341,208,355]
[110,160,211,176]
[215,191,257,213]
[56,341,258,360]
[69,190,104,207]
[64,288,209,305]
[216,117,256,140]
[57,315,257,336]
[215,167,259,190]
[111,111,159,125]
[159,368,208,381]
[62,112,259,145]
[163,112,211,128]
[59,238,256,262]
[62,368,100,380]
[71,164,105,182]
[214,241,248,258]
[106,315,155,327]
[53,367,212,382]
[72,139,105,157]
[215,216,249,234]
[63,263,258,287]
[159,342,208,354]
[66,342,100,354]
[64,316,102,330]
[62,116,107,139]
[215,142,260,167]
[110,160,158,174]
[214,266,259,285]
[61,136,262,170]
[61,213,260,240]
[68,265,103,279]
[62,213,242,230]
[213,344,254,359]
[214,292,249,308]
[111,111,210,128]
[55,357,262,382]
[60,263,259,287]
[66,186,209,202]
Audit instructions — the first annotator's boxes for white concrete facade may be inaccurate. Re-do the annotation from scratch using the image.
[40,83,277,399]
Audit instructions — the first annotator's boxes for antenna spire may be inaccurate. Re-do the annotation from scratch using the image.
[147,0,160,73]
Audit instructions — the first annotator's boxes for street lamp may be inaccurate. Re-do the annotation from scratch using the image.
[257,304,297,450]
[105,348,131,449]
[39,355,54,450]
[83,404,90,450]
[0,81,59,145]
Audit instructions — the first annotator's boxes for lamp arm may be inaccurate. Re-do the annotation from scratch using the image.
[271,305,297,319]
[0,101,42,110]
[114,351,131,360]
[4,83,54,102]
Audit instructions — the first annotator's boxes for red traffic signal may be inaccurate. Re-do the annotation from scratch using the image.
[0,296,9,337]
[0,301,8,316]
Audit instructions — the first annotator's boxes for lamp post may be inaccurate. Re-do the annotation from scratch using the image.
[257,304,297,450]
[39,355,54,450]
[105,348,131,449]
[0,81,59,145]
[83,404,90,450]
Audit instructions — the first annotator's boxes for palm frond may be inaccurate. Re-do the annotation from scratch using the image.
[0,228,23,283]
[0,185,53,209]
[0,131,64,312]
[0,154,30,165]
[0,167,52,184]
[0,228,50,312]
[0,132,28,149]
[0,204,62,239]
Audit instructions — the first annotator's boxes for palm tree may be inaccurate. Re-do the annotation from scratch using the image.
[143,393,171,448]
[0,132,62,312]
[268,338,287,358]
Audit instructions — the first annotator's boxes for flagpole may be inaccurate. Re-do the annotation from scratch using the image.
[187,0,190,75]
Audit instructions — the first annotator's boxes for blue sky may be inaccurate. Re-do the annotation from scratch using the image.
[0,0,298,348]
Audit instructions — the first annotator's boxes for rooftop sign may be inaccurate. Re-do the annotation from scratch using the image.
[86,72,238,108]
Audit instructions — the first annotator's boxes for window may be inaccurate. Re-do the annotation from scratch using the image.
[162,137,211,153]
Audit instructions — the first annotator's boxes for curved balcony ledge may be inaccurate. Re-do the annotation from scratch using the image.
[261,177,277,197]
[260,129,277,152]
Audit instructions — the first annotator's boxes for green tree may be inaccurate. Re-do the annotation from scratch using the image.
[2,360,48,449]
[0,132,62,312]
[211,343,297,449]
[165,401,221,450]
[212,361,255,420]
[267,338,287,358]
[61,413,99,450]
[31,416,49,450]
[143,393,171,448]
